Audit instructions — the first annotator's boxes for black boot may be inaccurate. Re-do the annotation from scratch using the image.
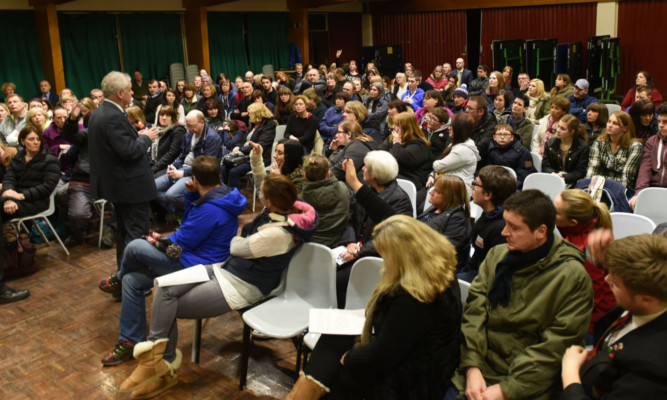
[0,284,30,304]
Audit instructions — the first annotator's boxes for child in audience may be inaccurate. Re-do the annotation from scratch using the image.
[486,124,537,189]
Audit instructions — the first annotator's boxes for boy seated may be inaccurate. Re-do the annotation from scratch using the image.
[487,124,537,189]
[560,233,667,399]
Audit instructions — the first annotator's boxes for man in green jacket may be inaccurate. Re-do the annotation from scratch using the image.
[447,189,593,400]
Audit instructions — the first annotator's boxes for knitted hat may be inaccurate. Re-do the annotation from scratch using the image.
[453,87,469,99]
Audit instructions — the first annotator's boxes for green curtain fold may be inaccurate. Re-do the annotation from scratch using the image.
[207,13,248,79]
[119,14,185,81]
[59,13,120,99]
[0,11,45,100]
[246,13,289,72]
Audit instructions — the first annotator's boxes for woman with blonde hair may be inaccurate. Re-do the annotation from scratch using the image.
[392,72,408,100]
[0,103,10,124]
[343,100,380,141]
[126,106,148,131]
[586,111,643,191]
[554,189,614,343]
[287,214,462,400]
[526,78,551,124]
[382,111,432,188]
[327,120,376,182]
[542,114,590,187]
[25,108,50,133]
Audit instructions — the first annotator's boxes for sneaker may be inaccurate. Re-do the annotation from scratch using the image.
[101,340,134,366]
[99,274,122,297]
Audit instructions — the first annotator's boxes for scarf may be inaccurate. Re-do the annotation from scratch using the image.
[507,114,526,132]
[150,124,172,161]
[488,234,554,309]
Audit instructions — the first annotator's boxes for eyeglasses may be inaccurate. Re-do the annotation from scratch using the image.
[471,181,485,189]
[493,133,512,138]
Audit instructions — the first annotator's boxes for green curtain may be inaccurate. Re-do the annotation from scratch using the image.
[246,13,289,72]
[119,14,185,81]
[59,13,120,99]
[0,11,46,100]
[207,13,248,79]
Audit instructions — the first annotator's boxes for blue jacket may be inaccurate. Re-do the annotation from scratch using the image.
[169,185,247,267]
[319,106,344,141]
[401,88,424,111]
[568,94,597,124]
[173,123,223,175]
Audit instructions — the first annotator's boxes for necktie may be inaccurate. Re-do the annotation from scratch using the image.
[457,70,462,86]
[592,313,630,356]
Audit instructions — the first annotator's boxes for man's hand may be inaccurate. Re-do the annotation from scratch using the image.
[167,168,184,179]
[482,384,508,400]
[184,179,197,193]
[465,367,487,400]
[139,126,159,141]
[342,242,360,262]
[587,228,614,266]
[561,345,587,387]
[289,135,299,141]
[628,195,637,210]
[343,159,362,192]
[70,103,81,120]
[336,49,343,58]
[2,189,22,200]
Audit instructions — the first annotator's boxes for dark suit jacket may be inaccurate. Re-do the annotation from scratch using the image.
[88,100,157,203]
[36,92,59,105]
[457,69,473,88]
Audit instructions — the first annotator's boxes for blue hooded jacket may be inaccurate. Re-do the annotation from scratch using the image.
[169,185,247,267]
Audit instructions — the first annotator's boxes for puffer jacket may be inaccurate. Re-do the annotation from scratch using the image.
[451,236,593,400]
[301,176,349,247]
[2,147,60,215]
[487,132,538,188]
[542,136,590,186]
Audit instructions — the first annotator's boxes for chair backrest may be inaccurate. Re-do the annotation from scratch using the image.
[423,188,431,214]
[611,212,656,239]
[396,178,417,218]
[275,125,287,142]
[530,152,542,172]
[531,124,540,145]
[345,257,383,310]
[606,103,622,114]
[312,131,324,155]
[500,166,517,183]
[635,187,667,226]
[470,203,483,221]
[458,279,471,308]
[523,172,566,201]
[284,243,337,309]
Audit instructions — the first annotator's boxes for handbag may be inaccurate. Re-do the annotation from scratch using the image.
[4,235,40,280]
[223,151,249,167]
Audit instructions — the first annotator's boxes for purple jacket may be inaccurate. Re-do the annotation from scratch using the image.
[635,133,667,193]
[42,122,81,157]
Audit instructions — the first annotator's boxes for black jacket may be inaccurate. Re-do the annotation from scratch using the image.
[144,92,164,123]
[241,119,276,166]
[542,136,590,186]
[458,206,506,282]
[2,147,60,215]
[151,125,186,174]
[62,118,90,183]
[471,112,497,169]
[382,138,433,189]
[424,126,451,159]
[487,133,537,189]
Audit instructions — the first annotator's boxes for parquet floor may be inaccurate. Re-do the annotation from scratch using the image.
[0,191,297,400]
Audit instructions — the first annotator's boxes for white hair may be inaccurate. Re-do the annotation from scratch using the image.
[101,71,130,98]
[364,150,398,186]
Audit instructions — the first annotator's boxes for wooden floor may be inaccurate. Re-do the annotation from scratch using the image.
[0,190,298,400]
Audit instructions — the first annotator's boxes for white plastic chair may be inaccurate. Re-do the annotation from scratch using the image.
[530,152,542,172]
[611,212,656,239]
[274,124,286,142]
[606,103,622,114]
[396,178,417,218]
[634,187,667,226]
[470,203,483,221]
[10,191,69,256]
[500,166,517,182]
[239,243,337,389]
[531,124,540,145]
[458,279,471,309]
[303,257,383,354]
[523,172,566,201]
[423,188,431,214]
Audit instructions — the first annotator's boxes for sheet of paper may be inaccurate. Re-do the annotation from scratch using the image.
[154,264,210,288]
[309,308,366,335]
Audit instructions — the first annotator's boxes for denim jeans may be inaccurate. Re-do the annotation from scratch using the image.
[220,161,251,188]
[118,239,184,344]
[154,173,191,213]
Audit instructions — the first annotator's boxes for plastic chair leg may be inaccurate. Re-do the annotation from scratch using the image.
[191,319,202,364]
[44,217,70,256]
[239,323,252,390]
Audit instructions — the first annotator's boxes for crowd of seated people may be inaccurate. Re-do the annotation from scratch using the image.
[0,59,665,400]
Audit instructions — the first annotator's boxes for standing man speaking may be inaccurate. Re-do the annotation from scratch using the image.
[88,71,159,293]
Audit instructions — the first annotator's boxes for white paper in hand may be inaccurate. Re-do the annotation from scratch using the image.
[154,264,210,288]
[308,308,366,335]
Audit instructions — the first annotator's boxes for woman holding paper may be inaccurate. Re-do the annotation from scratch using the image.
[117,168,318,399]
[286,215,462,399]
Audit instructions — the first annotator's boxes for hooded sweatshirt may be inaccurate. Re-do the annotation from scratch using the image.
[432,138,481,196]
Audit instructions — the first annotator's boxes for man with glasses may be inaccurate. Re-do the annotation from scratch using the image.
[401,75,424,111]
[466,96,497,169]
[514,73,531,97]
[424,108,451,157]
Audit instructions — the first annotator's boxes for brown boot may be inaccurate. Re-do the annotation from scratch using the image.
[119,339,181,393]
[129,372,179,400]
[285,372,329,400]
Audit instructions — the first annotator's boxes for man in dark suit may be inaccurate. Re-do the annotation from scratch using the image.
[88,71,159,286]
[455,58,473,88]
[36,80,59,105]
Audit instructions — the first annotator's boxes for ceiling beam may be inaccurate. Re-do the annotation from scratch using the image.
[182,0,238,8]
[287,0,357,10]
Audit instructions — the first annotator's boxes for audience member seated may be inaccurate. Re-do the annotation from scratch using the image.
[442,74,458,106]
[526,78,551,124]
[100,155,246,366]
[288,215,461,400]
[273,87,295,125]
[451,86,469,114]
[584,102,608,143]
[392,72,408,100]
[542,114,591,187]
[154,88,185,125]
[179,83,199,115]
[466,96,497,168]
[219,120,245,156]
[429,113,479,196]
[620,70,663,110]
[445,189,593,400]
[554,189,615,344]
[492,89,512,122]
[482,71,511,113]
[25,108,50,136]
[514,72,531,97]
[401,74,424,111]
[319,91,348,142]
[0,82,16,104]
[487,124,537,189]
[532,96,571,157]
[220,103,275,188]
[0,103,9,125]
[0,127,60,303]
[468,65,489,97]
[268,139,306,194]
[629,103,667,209]
[381,112,432,189]
[0,94,27,147]
[126,106,149,131]
[155,110,222,215]
[150,106,186,177]
[343,100,380,142]
[457,166,516,282]
[502,66,514,91]
[285,95,319,154]
[362,82,389,133]
[568,79,597,124]
[250,90,275,114]
[586,111,643,194]
[144,80,164,123]
[195,83,222,116]
[131,70,148,102]
[425,64,447,91]
[550,73,575,102]
[423,107,451,158]
[299,153,349,247]
[259,75,277,105]
[228,82,254,126]
[415,90,453,131]
[35,79,59,105]
[202,98,225,132]
[302,88,327,121]
[629,98,658,143]
[497,93,534,149]
[327,120,376,183]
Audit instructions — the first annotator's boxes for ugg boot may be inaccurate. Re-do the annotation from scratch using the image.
[285,372,329,400]
[119,339,180,393]
[129,371,179,400]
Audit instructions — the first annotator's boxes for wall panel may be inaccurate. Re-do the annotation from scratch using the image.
[480,3,596,83]
[372,11,467,75]
[617,0,667,96]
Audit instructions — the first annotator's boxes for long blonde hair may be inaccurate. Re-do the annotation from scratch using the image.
[597,111,637,149]
[559,189,612,230]
[360,215,457,345]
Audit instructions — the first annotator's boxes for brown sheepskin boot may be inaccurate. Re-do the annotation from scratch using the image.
[129,371,179,400]
[119,339,181,393]
[285,372,329,400]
